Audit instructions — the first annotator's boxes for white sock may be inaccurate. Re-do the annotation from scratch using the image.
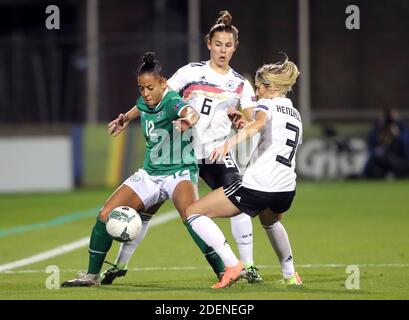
[188,214,239,267]
[230,213,254,267]
[263,222,295,278]
[115,213,152,267]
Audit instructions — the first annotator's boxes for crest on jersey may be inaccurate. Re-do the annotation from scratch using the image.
[173,101,183,111]
[156,111,164,120]
[226,79,234,90]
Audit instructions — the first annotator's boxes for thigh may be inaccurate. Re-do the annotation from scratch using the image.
[123,169,162,210]
[163,169,199,221]
[143,200,165,215]
[172,180,198,221]
[99,184,145,221]
[186,187,241,219]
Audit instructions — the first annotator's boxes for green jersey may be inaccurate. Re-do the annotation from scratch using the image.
[137,90,198,176]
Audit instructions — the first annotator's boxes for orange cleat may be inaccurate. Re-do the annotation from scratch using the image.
[211,261,246,289]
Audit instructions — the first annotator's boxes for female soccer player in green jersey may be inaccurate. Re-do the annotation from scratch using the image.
[62,52,200,287]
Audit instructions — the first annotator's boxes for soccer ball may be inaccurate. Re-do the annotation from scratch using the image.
[106,206,142,242]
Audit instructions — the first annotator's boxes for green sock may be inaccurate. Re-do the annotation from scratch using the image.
[87,217,113,274]
[184,220,225,276]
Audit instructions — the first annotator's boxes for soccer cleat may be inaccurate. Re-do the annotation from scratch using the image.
[244,265,263,283]
[277,272,303,286]
[100,261,128,285]
[217,272,224,282]
[61,273,99,287]
[211,261,246,289]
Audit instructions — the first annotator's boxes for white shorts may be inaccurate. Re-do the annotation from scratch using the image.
[123,168,198,210]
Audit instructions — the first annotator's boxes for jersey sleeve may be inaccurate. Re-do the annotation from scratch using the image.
[167,64,191,93]
[240,79,257,110]
[167,96,189,119]
[135,96,144,110]
[254,99,272,120]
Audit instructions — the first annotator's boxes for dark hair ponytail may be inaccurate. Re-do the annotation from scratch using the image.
[138,52,163,77]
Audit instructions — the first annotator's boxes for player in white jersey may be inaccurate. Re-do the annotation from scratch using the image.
[169,11,263,283]
[167,18,261,281]
[242,96,302,192]
[185,55,303,288]
[100,11,263,284]
[167,56,255,160]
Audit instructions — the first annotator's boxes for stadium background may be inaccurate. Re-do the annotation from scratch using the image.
[0,0,408,301]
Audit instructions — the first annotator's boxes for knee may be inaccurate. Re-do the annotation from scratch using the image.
[98,207,111,222]
[179,209,188,222]
[185,203,197,218]
[259,212,282,227]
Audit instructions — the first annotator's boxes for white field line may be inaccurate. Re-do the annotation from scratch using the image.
[2,264,409,274]
[0,211,179,273]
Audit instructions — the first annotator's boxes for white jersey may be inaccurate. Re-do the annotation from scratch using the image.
[243,97,303,192]
[168,61,256,159]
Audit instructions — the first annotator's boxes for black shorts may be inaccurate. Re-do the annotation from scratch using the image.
[198,155,242,190]
[224,182,296,217]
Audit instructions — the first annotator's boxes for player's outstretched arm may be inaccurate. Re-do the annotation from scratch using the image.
[108,106,140,136]
[210,110,267,161]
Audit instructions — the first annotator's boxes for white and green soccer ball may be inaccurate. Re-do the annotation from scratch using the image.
[106,206,142,242]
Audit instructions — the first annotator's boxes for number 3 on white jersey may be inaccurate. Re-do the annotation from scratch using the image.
[276,122,300,168]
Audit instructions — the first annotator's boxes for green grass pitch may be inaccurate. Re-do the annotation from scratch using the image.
[0,181,408,300]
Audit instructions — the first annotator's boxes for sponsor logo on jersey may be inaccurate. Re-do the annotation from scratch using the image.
[235,196,241,202]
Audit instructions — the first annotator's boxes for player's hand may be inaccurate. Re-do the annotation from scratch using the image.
[173,117,191,132]
[108,113,129,136]
[227,108,247,130]
[210,143,229,162]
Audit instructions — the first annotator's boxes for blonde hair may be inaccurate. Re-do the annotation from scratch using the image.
[206,11,239,46]
[255,54,300,95]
